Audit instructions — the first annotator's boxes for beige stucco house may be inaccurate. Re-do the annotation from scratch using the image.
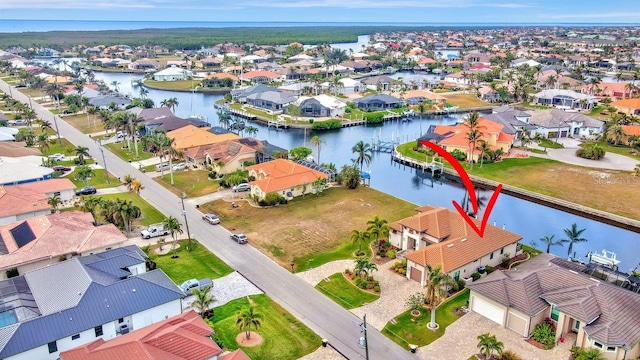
[245,159,328,201]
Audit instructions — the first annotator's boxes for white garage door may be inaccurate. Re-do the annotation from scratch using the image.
[471,296,505,325]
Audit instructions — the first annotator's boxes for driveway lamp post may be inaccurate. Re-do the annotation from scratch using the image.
[181,192,192,251]
[97,139,111,184]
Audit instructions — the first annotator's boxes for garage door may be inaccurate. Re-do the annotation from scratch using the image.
[471,296,505,325]
[409,267,422,283]
[507,311,528,336]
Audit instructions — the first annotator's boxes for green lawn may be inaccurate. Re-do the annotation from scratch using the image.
[211,294,321,360]
[65,169,119,189]
[315,273,379,309]
[382,289,470,348]
[150,240,233,284]
[537,139,564,149]
[87,191,166,226]
[295,239,374,272]
[105,142,154,162]
[46,138,75,156]
[520,244,543,260]
[144,79,197,90]
[155,169,221,197]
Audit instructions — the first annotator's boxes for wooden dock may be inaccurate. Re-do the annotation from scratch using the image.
[227,108,257,120]
[268,118,289,129]
[392,151,443,173]
[341,119,366,127]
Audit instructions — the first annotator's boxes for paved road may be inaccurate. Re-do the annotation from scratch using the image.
[0,80,414,360]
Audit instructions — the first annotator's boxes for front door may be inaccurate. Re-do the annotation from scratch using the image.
[573,320,581,332]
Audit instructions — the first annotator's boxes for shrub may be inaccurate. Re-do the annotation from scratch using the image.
[532,322,556,345]
[500,350,523,360]
[485,265,496,274]
[501,253,511,268]
[375,255,381,260]
[344,268,351,275]
[576,143,605,160]
[386,249,397,259]
[208,171,217,179]
[374,285,380,293]
[312,120,341,130]
[457,279,466,289]
[405,292,427,311]
[259,192,286,207]
[354,277,368,289]
[364,112,384,124]
[471,272,482,281]
[391,259,407,273]
[5,268,19,278]
[450,149,467,161]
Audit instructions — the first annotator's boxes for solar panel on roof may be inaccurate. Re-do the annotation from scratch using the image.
[0,234,7,255]
[10,222,36,249]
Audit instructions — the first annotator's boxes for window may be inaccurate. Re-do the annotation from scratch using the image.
[95,325,103,337]
[606,346,616,352]
[48,341,57,354]
[550,305,560,321]
[489,253,494,260]
[453,271,460,281]
[118,318,124,323]
[593,342,603,349]
[71,334,80,340]
[500,248,504,255]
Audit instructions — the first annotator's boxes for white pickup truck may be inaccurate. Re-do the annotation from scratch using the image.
[140,223,170,239]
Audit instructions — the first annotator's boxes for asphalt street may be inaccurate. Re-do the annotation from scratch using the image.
[0,80,416,360]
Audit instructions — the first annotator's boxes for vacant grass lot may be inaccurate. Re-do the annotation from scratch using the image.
[315,273,379,309]
[442,94,489,108]
[396,141,640,220]
[62,113,106,134]
[200,187,417,271]
[150,241,233,284]
[382,289,470,348]
[155,169,221,197]
[105,141,153,162]
[211,294,320,360]
[65,169,118,189]
[86,191,165,226]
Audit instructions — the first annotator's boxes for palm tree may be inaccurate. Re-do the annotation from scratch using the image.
[139,87,149,99]
[189,285,215,318]
[351,141,373,173]
[425,264,458,329]
[353,257,371,279]
[245,125,259,138]
[74,165,95,187]
[561,223,588,258]
[37,119,53,134]
[539,235,568,253]
[76,197,102,225]
[476,333,504,359]
[36,133,51,155]
[463,112,483,169]
[416,102,428,136]
[164,216,183,258]
[75,146,90,165]
[606,123,625,145]
[110,80,120,92]
[122,174,134,192]
[475,141,492,168]
[350,229,370,256]
[47,194,62,212]
[366,215,389,254]
[310,135,326,164]
[162,97,179,113]
[236,307,263,340]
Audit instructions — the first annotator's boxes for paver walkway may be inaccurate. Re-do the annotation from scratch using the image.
[296,260,353,286]
[182,271,263,310]
[417,312,572,360]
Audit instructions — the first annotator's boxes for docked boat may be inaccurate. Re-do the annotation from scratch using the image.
[587,249,621,268]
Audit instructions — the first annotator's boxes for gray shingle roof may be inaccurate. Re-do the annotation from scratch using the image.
[527,109,604,129]
[468,253,640,349]
[354,94,401,105]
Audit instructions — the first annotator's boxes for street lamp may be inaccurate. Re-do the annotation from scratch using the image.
[180,192,192,251]
[97,139,111,184]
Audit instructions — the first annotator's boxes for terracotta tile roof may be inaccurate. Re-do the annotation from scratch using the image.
[0,178,73,217]
[167,125,240,150]
[202,140,255,165]
[468,253,640,349]
[613,98,640,110]
[246,159,328,194]
[205,73,238,81]
[220,349,252,360]
[0,211,127,271]
[431,117,514,151]
[60,310,227,360]
[404,206,521,273]
[622,125,640,136]
[241,70,280,79]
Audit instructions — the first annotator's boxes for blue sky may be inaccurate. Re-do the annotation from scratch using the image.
[1,0,639,23]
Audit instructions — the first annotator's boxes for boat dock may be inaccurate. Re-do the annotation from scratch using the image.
[392,151,443,174]
[267,118,289,129]
[341,119,366,127]
[227,108,257,120]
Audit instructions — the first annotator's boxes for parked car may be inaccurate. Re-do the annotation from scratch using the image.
[172,162,187,171]
[180,278,212,295]
[232,183,251,192]
[48,153,65,161]
[202,213,220,225]
[75,186,97,196]
[53,165,71,172]
[230,233,248,244]
[155,163,171,171]
[116,131,129,139]
[11,119,28,126]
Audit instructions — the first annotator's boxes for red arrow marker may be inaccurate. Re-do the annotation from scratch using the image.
[419,140,502,238]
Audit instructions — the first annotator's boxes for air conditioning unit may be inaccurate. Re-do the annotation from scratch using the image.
[118,324,130,335]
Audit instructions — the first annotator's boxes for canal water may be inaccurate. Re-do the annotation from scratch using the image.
[87,71,640,272]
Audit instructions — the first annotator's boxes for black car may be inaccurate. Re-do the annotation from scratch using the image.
[75,186,97,196]
[53,165,72,172]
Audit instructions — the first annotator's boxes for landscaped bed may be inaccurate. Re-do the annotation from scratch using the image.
[315,272,379,309]
[200,186,417,271]
[148,240,233,284]
[382,289,470,348]
[210,294,321,360]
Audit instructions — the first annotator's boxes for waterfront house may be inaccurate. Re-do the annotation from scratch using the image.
[528,109,604,139]
[467,253,640,360]
[240,70,280,84]
[390,205,522,285]
[246,159,328,201]
[0,246,183,360]
[612,98,640,115]
[88,95,132,110]
[0,211,127,279]
[484,106,537,139]
[534,89,595,110]
[353,94,401,110]
[202,73,238,88]
[293,94,346,118]
[245,90,296,112]
[137,108,197,134]
[230,84,275,103]
[167,125,239,153]
[127,59,161,71]
[198,139,256,174]
[152,66,192,81]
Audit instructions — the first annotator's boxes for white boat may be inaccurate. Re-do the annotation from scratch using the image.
[588,249,620,268]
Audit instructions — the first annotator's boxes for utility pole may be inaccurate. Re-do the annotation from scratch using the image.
[358,314,370,360]
[53,115,62,145]
[97,139,110,183]
[180,192,192,251]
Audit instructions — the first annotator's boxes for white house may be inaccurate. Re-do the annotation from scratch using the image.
[0,246,183,360]
[0,156,55,185]
[528,109,604,139]
[152,66,193,81]
[295,94,346,118]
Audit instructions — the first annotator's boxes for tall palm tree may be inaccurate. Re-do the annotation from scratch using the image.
[351,141,372,173]
[350,229,370,256]
[416,102,428,137]
[245,125,259,138]
[425,264,458,329]
[539,234,568,253]
[122,174,134,192]
[310,135,326,164]
[475,141,492,168]
[606,123,625,145]
[189,285,215,318]
[236,306,263,340]
[163,97,179,113]
[75,146,90,165]
[366,215,389,254]
[463,112,483,169]
[561,223,588,258]
[164,216,183,257]
[36,133,51,155]
[110,80,120,92]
